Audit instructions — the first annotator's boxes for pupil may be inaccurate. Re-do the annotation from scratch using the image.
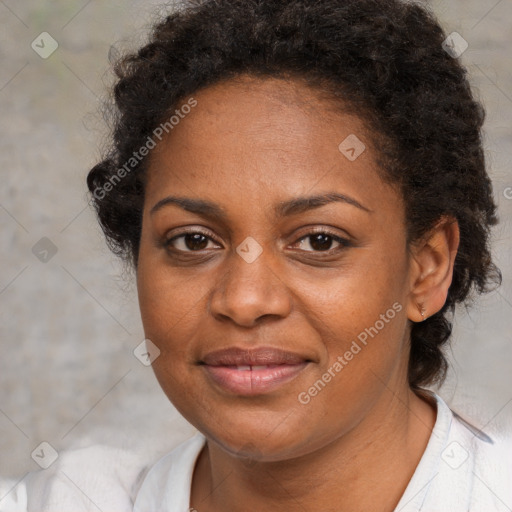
[311,234,332,251]
[186,234,208,250]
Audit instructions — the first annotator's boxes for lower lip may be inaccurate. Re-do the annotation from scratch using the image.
[202,363,309,395]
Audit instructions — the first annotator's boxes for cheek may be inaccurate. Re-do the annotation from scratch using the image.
[297,245,408,340]
[289,283,409,451]
[295,244,410,392]
[136,258,212,414]
[136,225,210,336]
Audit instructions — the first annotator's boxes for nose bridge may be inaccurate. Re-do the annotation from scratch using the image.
[209,236,291,326]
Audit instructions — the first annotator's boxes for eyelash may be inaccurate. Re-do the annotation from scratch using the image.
[164,227,352,255]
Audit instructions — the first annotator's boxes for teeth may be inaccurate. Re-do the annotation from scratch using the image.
[235,365,269,371]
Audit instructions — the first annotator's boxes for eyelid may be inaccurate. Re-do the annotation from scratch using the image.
[164,225,353,255]
[294,225,351,238]
[291,227,352,251]
[291,225,352,243]
[164,226,222,247]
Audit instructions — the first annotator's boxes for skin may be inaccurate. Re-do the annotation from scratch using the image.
[136,74,460,512]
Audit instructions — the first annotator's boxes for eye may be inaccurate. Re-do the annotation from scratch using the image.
[163,228,351,255]
[292,229,351,253]
[164,229,221,252]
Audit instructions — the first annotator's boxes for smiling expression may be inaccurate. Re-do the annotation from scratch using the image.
[136,74,419,460]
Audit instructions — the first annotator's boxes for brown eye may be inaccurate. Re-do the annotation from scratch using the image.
[307,233,335,251]
[294,231,351,253]
[165,231,219,252]
[183,233,209,251]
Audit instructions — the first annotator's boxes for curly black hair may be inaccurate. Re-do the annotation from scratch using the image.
[87,0,501,390]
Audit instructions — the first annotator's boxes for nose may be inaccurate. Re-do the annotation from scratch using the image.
[209,244,292,327]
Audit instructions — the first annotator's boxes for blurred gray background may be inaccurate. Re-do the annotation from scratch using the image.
[0,0,511,479]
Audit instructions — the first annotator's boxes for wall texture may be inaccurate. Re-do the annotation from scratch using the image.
[1,0,511,478]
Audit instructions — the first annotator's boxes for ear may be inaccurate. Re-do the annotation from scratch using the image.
[406,216,460,322]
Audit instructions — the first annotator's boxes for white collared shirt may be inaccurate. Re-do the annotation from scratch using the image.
[2,393,511,511]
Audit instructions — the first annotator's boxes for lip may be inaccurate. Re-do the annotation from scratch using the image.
[200,347,311,396]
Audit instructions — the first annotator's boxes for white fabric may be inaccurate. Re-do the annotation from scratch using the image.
[0,445,148,512]
[1,393,511,511]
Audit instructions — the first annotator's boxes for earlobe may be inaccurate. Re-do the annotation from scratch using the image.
[406,217,460,323]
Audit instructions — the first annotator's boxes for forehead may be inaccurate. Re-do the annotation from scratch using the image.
[145,75,400,218]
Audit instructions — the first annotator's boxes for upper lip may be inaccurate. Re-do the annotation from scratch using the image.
[200,347,310,366]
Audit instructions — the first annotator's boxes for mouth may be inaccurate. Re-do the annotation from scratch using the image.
[199,347,311,396]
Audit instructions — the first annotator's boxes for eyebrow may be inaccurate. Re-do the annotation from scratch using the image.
[150,192,372,219]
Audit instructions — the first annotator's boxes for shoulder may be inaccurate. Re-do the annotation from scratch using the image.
[450,408,512,507]
[133,432,206,511]
[398,391,512,512]
[0,477,27,512]
[0,443,154,512]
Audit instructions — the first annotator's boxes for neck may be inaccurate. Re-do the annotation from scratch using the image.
[191,388,436,512]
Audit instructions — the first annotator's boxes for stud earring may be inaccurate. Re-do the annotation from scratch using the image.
[417,302,426,321]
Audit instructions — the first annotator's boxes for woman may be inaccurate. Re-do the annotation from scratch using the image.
[2,0,511,510]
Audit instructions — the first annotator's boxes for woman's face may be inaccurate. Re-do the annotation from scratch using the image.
[137,75,418,460]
